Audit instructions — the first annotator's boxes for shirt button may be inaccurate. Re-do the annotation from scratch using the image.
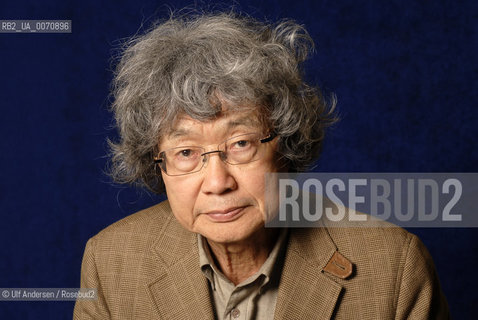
[231,308,240,318]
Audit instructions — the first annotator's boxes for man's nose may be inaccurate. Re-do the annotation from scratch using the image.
[200,152,237,194]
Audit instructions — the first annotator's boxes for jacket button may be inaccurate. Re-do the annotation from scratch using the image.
[231,308,240,318]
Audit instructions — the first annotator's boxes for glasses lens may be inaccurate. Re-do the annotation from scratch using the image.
[162,147,204,175]
[224,133,262,164]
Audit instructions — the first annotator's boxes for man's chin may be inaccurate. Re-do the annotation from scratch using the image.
[198,223,267,246]
[200,231,251,245]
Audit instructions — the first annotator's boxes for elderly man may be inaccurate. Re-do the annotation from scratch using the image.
[74,12,449,319]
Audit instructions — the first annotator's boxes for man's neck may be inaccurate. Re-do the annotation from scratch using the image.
[206,228,279,285]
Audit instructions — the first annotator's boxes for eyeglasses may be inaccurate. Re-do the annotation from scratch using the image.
[154,132,276,176]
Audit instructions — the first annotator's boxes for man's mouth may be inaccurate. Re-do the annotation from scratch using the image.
[204,206,247,222]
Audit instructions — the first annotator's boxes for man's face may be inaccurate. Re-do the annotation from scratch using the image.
[159,109,279,244]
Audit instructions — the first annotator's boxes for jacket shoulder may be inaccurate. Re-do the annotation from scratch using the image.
[92,200,173,241]
[85,200,178,265]
[321,223,449,318]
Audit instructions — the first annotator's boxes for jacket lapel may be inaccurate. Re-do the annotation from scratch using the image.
[147,213,215,320]
[274,226,344,320]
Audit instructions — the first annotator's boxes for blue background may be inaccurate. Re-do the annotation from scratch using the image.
[0,0,477,318]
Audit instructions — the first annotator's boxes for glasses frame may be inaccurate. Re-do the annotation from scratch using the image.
[154,132,276,176]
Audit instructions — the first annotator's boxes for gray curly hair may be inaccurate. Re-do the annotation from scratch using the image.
[108,11,337,193]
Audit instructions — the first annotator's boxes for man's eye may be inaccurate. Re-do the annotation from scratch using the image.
[176,149,195,158]
[234,140,250,148]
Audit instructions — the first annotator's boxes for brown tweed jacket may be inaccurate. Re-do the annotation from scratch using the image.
[73,200,449,319]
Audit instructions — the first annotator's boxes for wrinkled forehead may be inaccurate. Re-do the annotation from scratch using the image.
[163,107,267,139]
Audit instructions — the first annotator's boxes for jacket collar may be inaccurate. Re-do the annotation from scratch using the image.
[147,202,215,319]
[274,224,345,320]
